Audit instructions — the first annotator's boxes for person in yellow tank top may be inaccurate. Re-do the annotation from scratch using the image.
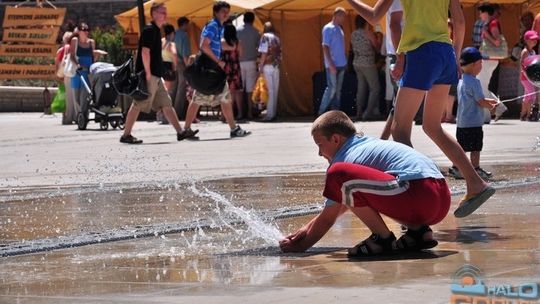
[157,24,178,124]
[161,23,178,92]
[346,0,495,221]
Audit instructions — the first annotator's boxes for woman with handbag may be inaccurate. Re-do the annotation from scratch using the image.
[55,31,76,125]
[351,15,381,121]
[478,3,507,121]
[69,23,96,117]
[477,4,503,96]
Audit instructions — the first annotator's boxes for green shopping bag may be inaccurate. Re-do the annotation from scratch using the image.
[51,83,66,113]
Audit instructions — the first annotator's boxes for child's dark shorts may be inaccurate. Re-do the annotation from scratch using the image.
[456,127,483,152]
[323,162,451,226]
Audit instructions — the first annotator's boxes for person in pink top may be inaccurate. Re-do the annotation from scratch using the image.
[520,30,540,120]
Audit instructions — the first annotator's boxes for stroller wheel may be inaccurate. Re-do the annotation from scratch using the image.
[100,120,109,130]
[110,120,119,129]
[118,118,125,130]
[77,112,87,130]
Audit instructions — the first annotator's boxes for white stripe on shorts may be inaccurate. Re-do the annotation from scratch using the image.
[341,179,410,207]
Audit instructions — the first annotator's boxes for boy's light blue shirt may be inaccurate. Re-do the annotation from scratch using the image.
[457,73,485,128]
[322,22,347,68]
[325,135,443,206]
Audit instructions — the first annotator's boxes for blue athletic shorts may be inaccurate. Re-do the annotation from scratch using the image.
[400,41,459,90]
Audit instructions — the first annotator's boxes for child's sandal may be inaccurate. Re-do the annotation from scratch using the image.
[347,232,397,258]
[396,226,438,252]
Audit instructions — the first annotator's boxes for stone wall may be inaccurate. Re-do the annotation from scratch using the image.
[0,86,58,112]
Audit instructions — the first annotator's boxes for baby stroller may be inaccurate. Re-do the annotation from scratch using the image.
[76,62,124,130]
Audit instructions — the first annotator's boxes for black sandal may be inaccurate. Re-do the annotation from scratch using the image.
[396,226,438,252]
[347,232,397,258]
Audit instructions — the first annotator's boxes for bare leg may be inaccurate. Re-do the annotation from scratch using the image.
[444,95,455,121]
[183,102,201,130]
[161,106,182,133]
[521,102,531,120]
[220,101,237,130]
[348,206,392,254]
[245,91,253,119]
[349,206,392,238]
[123,104,141,137]
[380,112,393,140]
[423,85,488,197]
[232,90,244,119]
[470,151,480,168]
[391,87,425,147]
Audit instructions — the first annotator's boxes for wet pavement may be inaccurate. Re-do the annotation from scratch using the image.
[1,166,540,303]
[1,114,540,303]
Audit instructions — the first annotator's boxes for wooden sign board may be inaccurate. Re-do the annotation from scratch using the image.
[0,63,56,79]
[0,44,58,57]
[3,27,58,44]
[2,6,66,28]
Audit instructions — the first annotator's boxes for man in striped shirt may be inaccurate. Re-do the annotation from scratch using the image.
[180,1,250,139]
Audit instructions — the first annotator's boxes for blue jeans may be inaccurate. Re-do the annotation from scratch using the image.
[318,67,345,115]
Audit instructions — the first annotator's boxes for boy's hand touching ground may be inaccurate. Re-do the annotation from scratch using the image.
[279,229,307,253]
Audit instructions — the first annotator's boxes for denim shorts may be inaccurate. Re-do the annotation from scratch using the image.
[400,41,459,90]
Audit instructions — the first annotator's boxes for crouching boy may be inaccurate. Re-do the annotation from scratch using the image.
[279,111,451,257]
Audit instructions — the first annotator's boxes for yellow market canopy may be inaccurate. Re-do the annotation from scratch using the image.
[115,0,277,32]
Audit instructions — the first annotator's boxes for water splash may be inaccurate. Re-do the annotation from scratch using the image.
[533,136,540,152]
[189,185,284,245]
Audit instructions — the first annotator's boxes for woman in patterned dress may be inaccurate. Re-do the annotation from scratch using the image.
[221,21,244,120]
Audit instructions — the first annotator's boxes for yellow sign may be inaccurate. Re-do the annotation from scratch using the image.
[3,28,58,44]
[0,44,58,58]
[0,63,56,79]
[2,6,66,27]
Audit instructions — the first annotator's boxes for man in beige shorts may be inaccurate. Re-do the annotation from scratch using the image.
[179,1,250,139]
[120,3,195,144]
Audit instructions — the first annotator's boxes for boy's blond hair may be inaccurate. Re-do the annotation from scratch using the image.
[312,110,357,139]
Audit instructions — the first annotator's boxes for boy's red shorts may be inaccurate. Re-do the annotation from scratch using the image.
[324,162,451,226]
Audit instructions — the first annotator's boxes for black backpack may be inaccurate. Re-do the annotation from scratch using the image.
[184,51,226,95]
[112,57,149,101]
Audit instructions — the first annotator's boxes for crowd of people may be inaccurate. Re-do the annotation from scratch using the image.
[55,1,540,129]
[55,2,283,139]
[159,7,282,127]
